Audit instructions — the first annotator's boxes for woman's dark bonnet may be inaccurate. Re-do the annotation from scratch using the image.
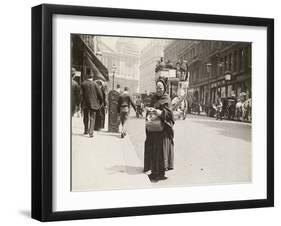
[156,79,167,93]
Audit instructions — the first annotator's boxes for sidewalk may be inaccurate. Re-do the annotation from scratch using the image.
[71,116,152,191]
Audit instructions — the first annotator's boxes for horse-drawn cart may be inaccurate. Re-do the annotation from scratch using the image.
[155,58,189,120]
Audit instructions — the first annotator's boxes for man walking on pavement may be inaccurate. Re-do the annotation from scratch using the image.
[118,87,136,138]
[81,69,103,138]
[71,67,80,117]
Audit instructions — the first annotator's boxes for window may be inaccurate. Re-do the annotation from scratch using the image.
[224,56,228,72]
[244,46,249,70]
[248,45,252,68]
[211,42,214,51]
[229,54,232,71]
[220,58,224,76]
[212,60,216,77]
[239,48,244,71]
[233,51,237,72]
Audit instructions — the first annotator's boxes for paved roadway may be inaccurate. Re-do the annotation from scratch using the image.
[127,113,252,187]
[71,112,251,191]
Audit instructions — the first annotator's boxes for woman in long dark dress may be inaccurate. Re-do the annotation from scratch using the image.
[144,79,175,181]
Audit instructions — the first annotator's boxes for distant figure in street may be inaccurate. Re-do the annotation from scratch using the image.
[215,98,223,120]
[116,84,122,94]
[81,69,103,137]
[136,96,143,118]
[71,67,80,116]
[235,99,243,121]
[117,87,136,138]
[144,79,175,182]
[242,96,252,122]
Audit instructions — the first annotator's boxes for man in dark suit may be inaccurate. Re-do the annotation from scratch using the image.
[118,87,136,138]
[71,68,80,117]
[81,70,103,137]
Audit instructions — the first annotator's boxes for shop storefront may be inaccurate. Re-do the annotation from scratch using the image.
[71,34,109,83]
[209,75,251,104]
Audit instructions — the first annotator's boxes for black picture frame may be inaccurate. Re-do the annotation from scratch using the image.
[32,4,274,222]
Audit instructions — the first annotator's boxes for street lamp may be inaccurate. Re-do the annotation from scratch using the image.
[225,71,232,97]
[111,64,117,90]
[225,71,231,81]
[206,63,212,73]
[205,62,213,102]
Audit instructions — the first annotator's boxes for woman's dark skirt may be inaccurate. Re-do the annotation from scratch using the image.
[144,130,174,177]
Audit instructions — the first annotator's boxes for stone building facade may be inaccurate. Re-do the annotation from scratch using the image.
[139,39,169,93]
[164,39,252,108]
[97,37,140,93]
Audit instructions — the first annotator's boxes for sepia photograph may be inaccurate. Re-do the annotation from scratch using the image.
[31,3,273,221]
[71,34,252,191]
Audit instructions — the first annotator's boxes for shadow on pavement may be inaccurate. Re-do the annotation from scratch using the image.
[192,120,251,142]
[71,132,87,137]
[72,131,123,139]
[97,131,121,138]
[106,165,144,175]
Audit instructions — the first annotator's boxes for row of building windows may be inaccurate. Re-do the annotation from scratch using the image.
[188,44,251,84]
[180,41,233,63]
[216,46,251,77]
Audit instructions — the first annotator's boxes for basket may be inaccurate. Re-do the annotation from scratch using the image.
[145,112,163,132]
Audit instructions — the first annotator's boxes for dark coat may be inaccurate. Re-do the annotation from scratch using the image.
[81,79,103,110]
[118,92,136,113]
[94,87,107,131]
[71,79,80,108]
[144,93,175,175]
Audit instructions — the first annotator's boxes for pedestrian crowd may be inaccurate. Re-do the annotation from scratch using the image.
[72,67,175,183]
[210,94,252,122]
[71,68,107,137]
[189,94,252,122]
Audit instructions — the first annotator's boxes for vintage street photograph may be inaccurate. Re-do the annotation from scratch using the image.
[71,34,252,191]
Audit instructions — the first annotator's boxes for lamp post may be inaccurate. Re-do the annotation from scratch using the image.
[225,71,231,97]
[111,64,117,90]
[206,63,212,74]
[206,63,212,105]
[225,71,231,81]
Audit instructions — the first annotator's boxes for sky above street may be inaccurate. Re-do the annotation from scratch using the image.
[99,36,157,52]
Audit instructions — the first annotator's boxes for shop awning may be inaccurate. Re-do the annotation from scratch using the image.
[78,36,109,81]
